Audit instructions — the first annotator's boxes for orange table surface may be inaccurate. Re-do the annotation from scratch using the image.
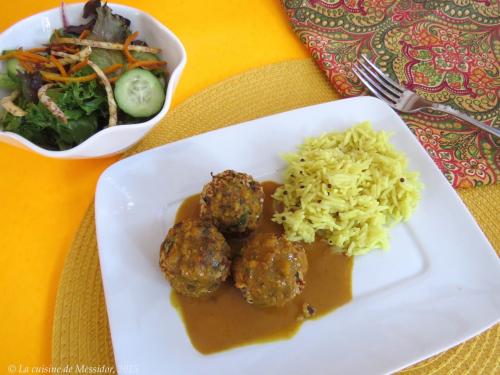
[0,0,308,368]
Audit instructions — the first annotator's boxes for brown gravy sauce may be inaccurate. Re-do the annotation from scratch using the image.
[171,181,353,354]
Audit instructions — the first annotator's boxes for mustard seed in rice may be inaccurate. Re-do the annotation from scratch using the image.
[272,121,422,256]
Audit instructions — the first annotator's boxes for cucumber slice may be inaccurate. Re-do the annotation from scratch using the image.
[114,69,165,118]
[7,58,23,79]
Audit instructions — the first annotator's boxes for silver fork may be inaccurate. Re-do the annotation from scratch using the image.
[352,55,500,138]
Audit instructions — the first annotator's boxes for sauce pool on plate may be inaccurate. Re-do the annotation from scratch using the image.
[171,181,353,354]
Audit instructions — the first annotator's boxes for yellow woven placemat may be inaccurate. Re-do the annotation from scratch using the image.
[52,59,499,374]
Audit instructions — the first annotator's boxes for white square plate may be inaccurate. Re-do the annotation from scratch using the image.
[95,97,500,375]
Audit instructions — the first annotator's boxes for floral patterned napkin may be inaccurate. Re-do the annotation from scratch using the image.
[282,0,499,188]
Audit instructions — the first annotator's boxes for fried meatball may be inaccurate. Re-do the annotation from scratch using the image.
[200,170,264,235]
[233,233,308,307]
[159,219,231,298]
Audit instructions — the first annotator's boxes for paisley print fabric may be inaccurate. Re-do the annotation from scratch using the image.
[283,0,499,187]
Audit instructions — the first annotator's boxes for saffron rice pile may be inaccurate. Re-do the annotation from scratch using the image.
[272,121,422,256]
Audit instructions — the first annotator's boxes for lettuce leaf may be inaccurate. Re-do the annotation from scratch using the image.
[90,3,131,43]
[89,47,125,71]
[0,73,19,90]
[18,72,43,103]
[64,19,96,36]
[64,0,101,35]
[1,81,108,150]
[83,0,101,19]
[83,3,130,72]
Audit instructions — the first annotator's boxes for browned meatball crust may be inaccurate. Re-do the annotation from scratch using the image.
[200,170,264,235]
[233,233,308,307]
[159,219,231,298]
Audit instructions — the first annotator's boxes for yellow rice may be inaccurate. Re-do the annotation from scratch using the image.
[272,121,422,256]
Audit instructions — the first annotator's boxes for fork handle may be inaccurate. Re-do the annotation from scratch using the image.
[430,103,500,138]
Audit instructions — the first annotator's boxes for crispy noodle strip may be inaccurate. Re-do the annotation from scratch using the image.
[53,37,160,53]
[38,84,68,124]
[87,60,117,127]
[1,90,26,117]
[49,46,92,66]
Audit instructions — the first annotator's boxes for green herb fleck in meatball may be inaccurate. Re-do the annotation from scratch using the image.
[200,170,264,235]
[159,219,231,298]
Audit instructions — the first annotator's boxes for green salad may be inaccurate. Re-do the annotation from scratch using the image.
[0,0,168,150]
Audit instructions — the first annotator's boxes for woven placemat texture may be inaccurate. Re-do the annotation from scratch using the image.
[52,59,499,374]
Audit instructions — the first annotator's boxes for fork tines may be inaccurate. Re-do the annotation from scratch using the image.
[352,55,404,105]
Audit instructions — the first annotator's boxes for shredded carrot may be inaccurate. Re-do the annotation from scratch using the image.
[0,51,17,61]
[51,43,79,54]
[15,54,39,63]
[62,45,80,54]
[41,64,123,83]
[127,60,167,70]
[49,30,80,55]
[124,31,139,63]
[79,29,91,39]
[108,76,120,83]
[49,45,66,52]
[1,49,50,61]
[69,59,89,74]
[19,59,35,73]
[15,51,49,63]
[104,64,124,74]
[26,47,48,53]
[24,52,49,62]
[50,55,67,76]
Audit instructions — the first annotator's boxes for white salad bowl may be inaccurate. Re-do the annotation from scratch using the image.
[0,3,186,158]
